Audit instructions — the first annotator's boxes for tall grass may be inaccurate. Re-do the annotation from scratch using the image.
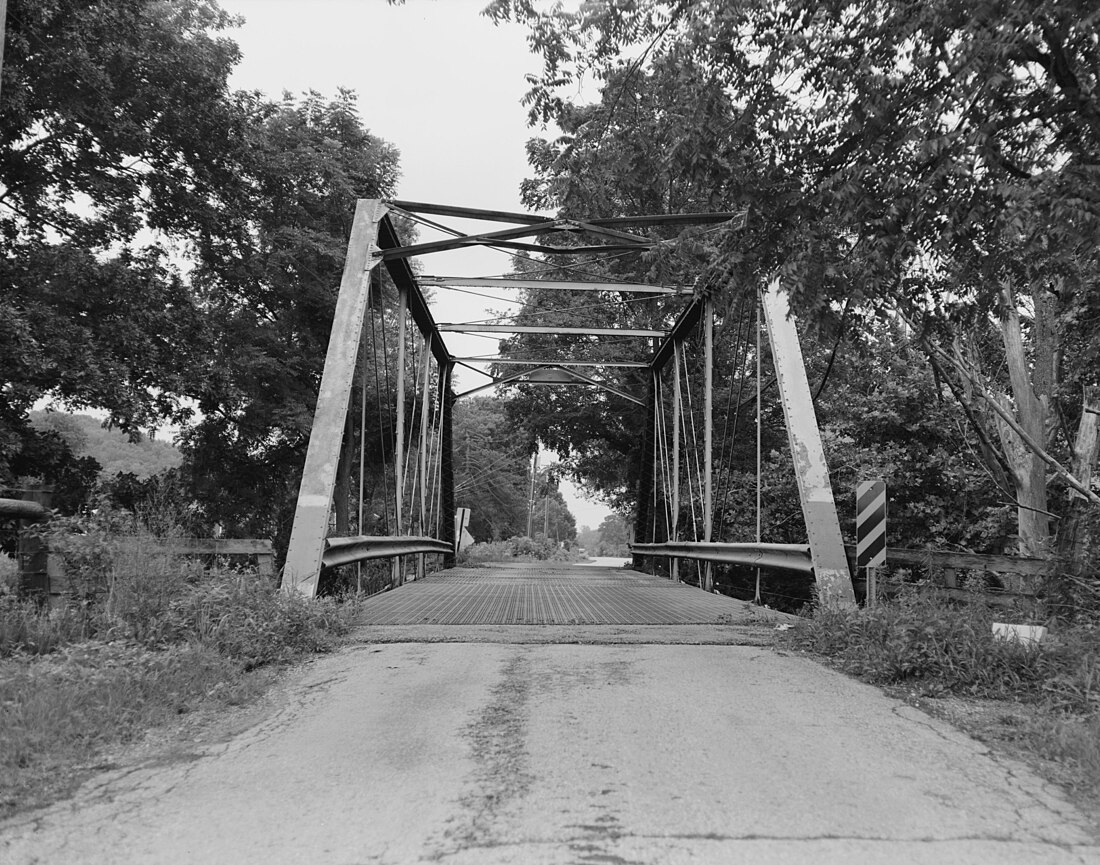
[790,591,1100,797]
[461,536,584,565]
[0,512,360,817]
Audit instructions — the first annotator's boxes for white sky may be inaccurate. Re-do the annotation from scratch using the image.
[218,0,613,530]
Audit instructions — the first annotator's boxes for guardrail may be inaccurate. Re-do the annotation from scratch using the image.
[322,535,452,568]
[629,541,813,573]
[0,497,49,521]
[842,544,1048,607]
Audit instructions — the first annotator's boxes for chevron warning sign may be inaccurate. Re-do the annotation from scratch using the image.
[856,479,887,568]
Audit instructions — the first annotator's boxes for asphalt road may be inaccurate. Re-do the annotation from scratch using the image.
[3,634,1098,864]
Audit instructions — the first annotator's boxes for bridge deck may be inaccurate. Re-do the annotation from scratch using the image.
[359,561,760,626]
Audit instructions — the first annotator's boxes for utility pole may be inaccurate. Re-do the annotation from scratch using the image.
[526,450,538,537]
[0,0,8,106]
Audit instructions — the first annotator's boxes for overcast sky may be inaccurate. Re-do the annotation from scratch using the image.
[218,0,613,530]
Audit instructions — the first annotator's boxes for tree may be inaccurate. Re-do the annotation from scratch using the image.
[453,397,531,541]
[2,1,405,548]
[594,513,630,556]
[1,0,242,498]
[490,0,1100,561]
[178,90,400,547]
[497,54,775,515]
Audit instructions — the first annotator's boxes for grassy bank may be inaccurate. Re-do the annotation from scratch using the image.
[0,554,358,818]
[787,592,1100,806]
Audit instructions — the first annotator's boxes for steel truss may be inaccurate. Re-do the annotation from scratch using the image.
[281,199,855,607]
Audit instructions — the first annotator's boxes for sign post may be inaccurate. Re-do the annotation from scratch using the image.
[856,479,886,607]
[454,508,471,554]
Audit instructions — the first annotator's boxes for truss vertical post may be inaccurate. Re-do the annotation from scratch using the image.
[703,293,715,592]
[761,277,855,607]
[440,362,456,568]
[632,373,657,570]
[393,285,408,586]
[671,340,681,583]
[416,338,432,580]
[282,199,386,596]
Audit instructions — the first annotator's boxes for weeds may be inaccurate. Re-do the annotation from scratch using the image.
[461,536,583,565]
[789,590,1100,799]
[0,510,360,818]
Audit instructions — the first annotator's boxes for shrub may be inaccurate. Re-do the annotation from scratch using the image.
[790,590,1099,708]
[461,536,583,565]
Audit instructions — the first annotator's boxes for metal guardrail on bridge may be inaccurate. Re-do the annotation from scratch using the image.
[0,497,49,521]
[630,541,814,574]
[322,536,452,569]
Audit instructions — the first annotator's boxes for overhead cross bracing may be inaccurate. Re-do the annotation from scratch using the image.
[280,198,856,609]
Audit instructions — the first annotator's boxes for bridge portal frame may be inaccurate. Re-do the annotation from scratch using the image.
[281,198,855,608]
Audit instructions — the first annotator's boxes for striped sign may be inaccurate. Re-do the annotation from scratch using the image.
[856,480,886,568]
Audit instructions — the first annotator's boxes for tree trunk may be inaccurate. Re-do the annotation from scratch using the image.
[1057,385,1100,569]
[997,283,1052,557]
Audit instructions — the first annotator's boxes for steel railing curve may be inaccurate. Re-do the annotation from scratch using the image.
[321,535,452,569]
[629,541,813,574]
[0,498,49,521]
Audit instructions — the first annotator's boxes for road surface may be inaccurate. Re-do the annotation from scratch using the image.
[2,629,1098,864]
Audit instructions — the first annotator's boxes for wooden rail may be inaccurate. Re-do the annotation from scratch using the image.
[22,537,276,596]
[843,545,1048,608]
[115,538,276,577]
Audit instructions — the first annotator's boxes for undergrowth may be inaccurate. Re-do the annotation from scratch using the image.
[460,535,584,565]
[789,591,1100,797]
[0,514,359,817]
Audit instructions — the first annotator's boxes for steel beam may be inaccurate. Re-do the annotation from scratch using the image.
[438,325,666,337]
[761,277,856,607]
[322,535,452,568]
[378,220,568,260]
[0,498,48,521]
[282,200,385,596]
[420,276,687,295]
[671,340,681,583]
[394,287,408,537]
[703,294,714,592]
[650,297,704,371]
[377,217,449,367]
[384,238,651,259]
[629,541,813,573]
[440,364,456,568]
[387,200,548,225]
[632,374,657,568]
[455,366,644,404]
[386,200,740,228]
[452,357,649,368]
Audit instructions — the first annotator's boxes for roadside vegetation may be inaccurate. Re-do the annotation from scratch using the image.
[787,588,1100,807]
[460,536,585,566]
[0,511,358,819]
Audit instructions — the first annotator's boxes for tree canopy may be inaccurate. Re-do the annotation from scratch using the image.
[487,0,1100,561]
[1,0,402,553]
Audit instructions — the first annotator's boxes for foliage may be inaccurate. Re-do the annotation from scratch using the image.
[0,508,359,816]
[490,0,1100,567]
[0,642,242,816]
[1,0,241,489]
[590,513,630,556]
[461,535,582,565]
[789,590,1100,798]
[2,1,403,551]
[179,89,400,549]
[791,592,1098,706]
[29,412,182,480]
[454,397,534,541]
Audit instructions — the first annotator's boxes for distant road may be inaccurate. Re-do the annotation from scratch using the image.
[3,631,1097,864]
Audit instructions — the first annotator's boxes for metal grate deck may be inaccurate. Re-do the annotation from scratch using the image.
[358,562,749,625]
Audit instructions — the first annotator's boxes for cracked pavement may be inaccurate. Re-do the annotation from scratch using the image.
[2,636,1098,864]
